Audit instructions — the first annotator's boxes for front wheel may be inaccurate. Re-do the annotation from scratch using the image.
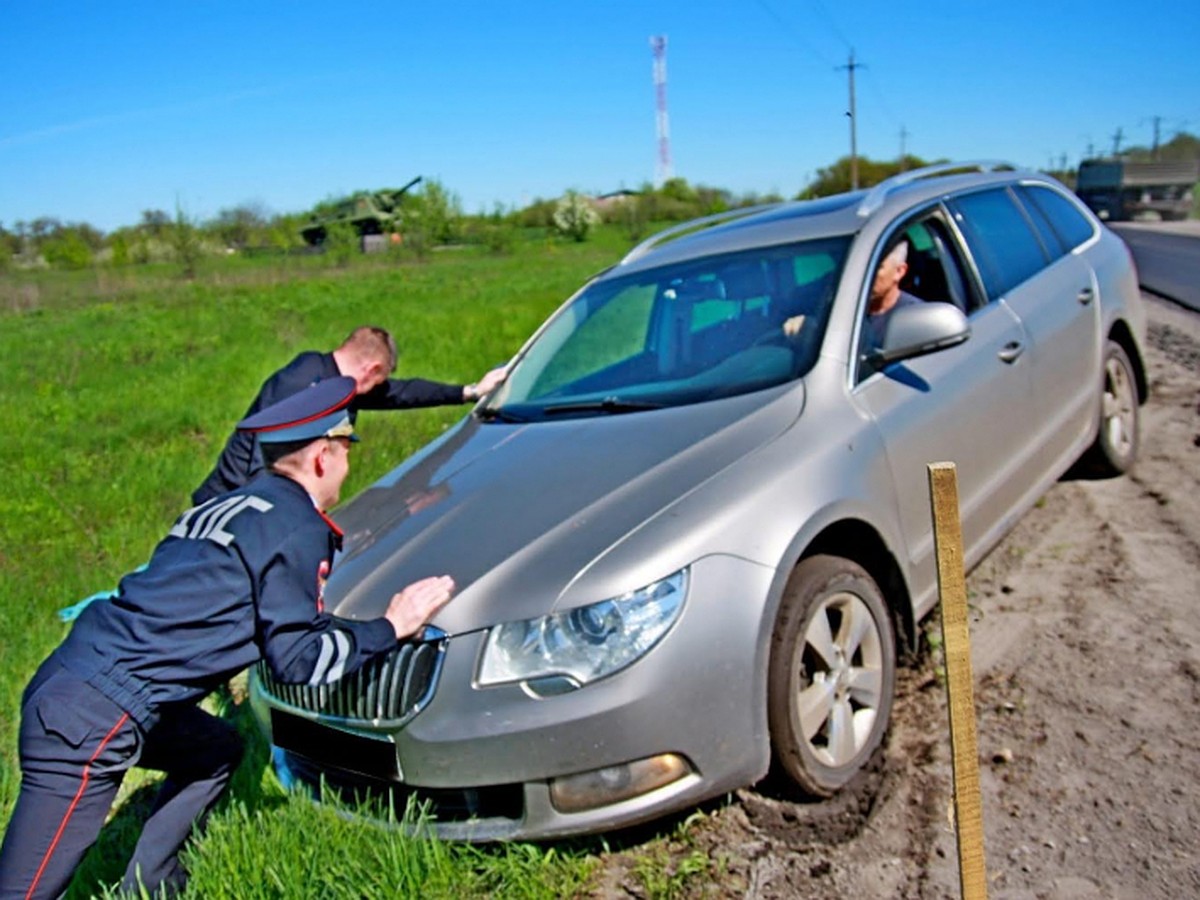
[767,555,896,798]
[1083,339,1140,477]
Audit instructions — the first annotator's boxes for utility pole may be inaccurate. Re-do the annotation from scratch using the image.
[899,125,909,171]
[1111,127,1124,158]
[838,50,863,190]
[1150,116,1162,159]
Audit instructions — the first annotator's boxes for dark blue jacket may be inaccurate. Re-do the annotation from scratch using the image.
[54,473,397,730]
[193,351,465,504]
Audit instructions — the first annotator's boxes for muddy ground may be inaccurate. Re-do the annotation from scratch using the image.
[592,292,1200,900]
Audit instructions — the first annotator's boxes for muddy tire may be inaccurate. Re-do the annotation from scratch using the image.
[1083,339,1140,477]
[767,555,896,798]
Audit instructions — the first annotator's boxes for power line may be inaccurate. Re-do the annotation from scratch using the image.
[750,0,836,67]
[806,0,853,50]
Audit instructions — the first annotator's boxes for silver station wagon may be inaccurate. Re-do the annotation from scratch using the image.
[250,162,1147,840]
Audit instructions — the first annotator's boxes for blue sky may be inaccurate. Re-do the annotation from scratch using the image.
[2,1,1197,233]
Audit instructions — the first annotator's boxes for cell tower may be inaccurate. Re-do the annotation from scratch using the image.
[650,35,673,186]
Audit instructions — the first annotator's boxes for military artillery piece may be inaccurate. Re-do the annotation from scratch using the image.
[300,175,423,247]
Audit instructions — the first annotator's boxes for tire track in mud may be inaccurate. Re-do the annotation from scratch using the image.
[945,296,1200,896]
[970,481,1199,896]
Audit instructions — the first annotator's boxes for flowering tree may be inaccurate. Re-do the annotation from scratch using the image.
[552,190,599,242]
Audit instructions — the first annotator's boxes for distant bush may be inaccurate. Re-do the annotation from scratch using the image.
[462,206,520,255]
[404,179,464,247]
[210,202,271,250]
[482,221,518,254]
[130,236,175,265]
[109,234,131,267]
[598,195,648,243]
[170,206,204,279]
[553,190,600,242]
[268,216,305,253]
[322,220,359,268]
[515,197,557,229]
[42,231,93,270]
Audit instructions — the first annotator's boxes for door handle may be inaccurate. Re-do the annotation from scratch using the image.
[1077,286,1095,305]
[998,341,1025,364]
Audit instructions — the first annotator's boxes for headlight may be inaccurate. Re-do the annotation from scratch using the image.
[477,569,688,689]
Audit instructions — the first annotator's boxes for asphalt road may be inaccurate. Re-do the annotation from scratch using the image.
[1109,222,1200,312]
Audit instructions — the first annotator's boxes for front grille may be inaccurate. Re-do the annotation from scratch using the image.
[256,635,446,727]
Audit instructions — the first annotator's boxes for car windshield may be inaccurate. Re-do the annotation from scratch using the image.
[482,236,851,420]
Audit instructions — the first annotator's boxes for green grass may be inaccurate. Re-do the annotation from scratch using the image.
[111,794,596,900]
[0,231,637,897]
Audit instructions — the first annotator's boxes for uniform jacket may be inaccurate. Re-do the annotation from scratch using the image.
[54,473,397,730]
[193,351,464,504]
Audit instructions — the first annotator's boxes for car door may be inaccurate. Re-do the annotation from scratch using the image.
[854,211,1034,605]
[1012,184,1105,472]
[946,186,1101,481]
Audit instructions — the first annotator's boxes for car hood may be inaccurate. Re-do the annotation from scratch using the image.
[327,383,804,632]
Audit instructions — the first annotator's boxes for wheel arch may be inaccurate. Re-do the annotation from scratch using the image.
[1107,318,1148,405]
[795,518,918,661]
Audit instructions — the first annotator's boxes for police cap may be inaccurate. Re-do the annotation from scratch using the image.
[237,376,359,444]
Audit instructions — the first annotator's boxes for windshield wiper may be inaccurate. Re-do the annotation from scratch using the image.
[475,406,529,423]
[542,397,664,416]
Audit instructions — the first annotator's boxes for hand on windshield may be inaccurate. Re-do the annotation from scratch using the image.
[464,365,510,402]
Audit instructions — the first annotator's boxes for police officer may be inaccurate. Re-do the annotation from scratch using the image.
[192,324,508,505]
[0,377,455,899]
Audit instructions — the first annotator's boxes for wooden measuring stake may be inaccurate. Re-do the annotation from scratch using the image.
[928,461,988,900]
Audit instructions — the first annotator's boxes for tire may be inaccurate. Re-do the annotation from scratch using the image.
[767,555,896,798]
[1084,340,1140,477]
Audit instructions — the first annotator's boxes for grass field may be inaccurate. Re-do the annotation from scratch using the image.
[0,230,713,898]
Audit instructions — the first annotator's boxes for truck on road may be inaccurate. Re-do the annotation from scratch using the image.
[1075,159,1198,222]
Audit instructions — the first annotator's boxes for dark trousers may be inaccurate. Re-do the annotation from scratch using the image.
[0,661,243,899]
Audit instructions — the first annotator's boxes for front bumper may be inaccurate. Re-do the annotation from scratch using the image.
[249,554,777,840]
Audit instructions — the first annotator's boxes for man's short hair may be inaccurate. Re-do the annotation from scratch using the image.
[341,325,398,374]
[883,240,909,267]
[261,437,315,471]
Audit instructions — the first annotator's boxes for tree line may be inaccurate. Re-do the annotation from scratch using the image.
[4,134,1196,274]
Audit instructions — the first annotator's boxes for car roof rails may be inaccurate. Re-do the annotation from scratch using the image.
[856,160,1021,218]
[619,202,783,266]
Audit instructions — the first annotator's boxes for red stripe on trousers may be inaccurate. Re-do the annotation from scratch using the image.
[24,712,130,900]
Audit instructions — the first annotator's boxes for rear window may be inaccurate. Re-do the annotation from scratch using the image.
[1018,185,1097,251]
[949,188,1049,299]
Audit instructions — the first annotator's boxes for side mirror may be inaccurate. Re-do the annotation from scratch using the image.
[867,302,970,367]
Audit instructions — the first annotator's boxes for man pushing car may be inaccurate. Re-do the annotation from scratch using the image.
[0,376,455,899]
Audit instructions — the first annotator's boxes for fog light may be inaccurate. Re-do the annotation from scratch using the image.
[549,753,691,813]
